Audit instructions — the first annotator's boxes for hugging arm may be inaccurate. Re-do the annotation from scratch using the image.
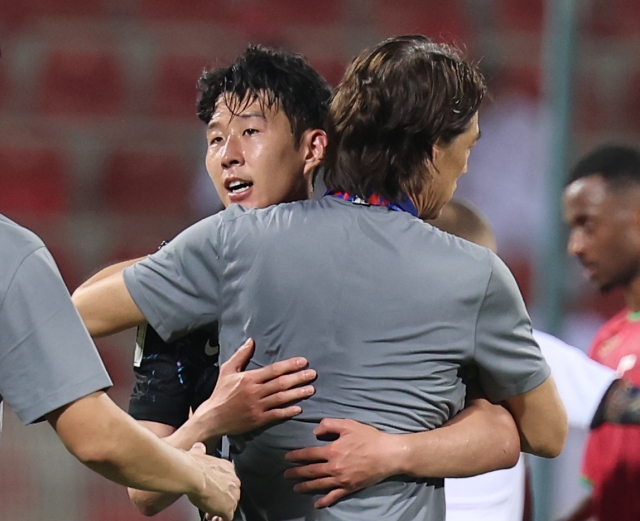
[285,396,520,508]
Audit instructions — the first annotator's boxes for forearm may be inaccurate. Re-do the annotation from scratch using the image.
[72,271,146,337]
[127,421,191,516]
[392,399,520,478]
[75,257,144,292]
[128,416,224,514]
[506,375,568,458]
[47,392,203,495]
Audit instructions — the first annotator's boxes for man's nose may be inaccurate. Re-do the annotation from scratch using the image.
[221,136,243,169]
[567,230,584,257]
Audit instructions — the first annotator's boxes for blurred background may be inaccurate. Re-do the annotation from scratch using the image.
[0,0,638,519]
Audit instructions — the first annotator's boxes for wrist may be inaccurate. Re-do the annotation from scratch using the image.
[190,406,225,442]
[384,433,414,477]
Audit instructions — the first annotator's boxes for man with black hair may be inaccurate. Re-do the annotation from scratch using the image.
[74,37,566,521]
[563,145,640,521]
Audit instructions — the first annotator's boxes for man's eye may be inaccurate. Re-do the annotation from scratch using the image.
[244,128,258,136]
[209,136,223,146]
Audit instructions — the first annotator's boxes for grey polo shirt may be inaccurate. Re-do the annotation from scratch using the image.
[0,216,112,430]
[124,196,550,521]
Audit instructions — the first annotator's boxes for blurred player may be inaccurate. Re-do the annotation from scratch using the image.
[563,145,640,521]
[0,214,239,520]
[427,199,619,521]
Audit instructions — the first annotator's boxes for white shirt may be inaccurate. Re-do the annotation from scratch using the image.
[445,329,617,520]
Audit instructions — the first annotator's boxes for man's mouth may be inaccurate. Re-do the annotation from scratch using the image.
[227,180,253,194]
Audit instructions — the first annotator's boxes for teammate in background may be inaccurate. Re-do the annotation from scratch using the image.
[74,37,567,520]
[75,43,523,517]
[426,199,620,521]
[0,215,239,520]
[563,145,640,521]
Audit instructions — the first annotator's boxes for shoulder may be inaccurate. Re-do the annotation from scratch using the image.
[0,215,47,285]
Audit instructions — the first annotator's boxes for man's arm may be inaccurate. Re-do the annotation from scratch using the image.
[128,339,317,516]
[72,271,146,337]
[503,375,568,458]
[75,257,144,292]
[285,397,520,508]
[46,391,240,520]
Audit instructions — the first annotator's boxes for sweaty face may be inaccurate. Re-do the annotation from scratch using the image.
[205,96,310,209]
[413,113,480,219]
[563,175,640,292]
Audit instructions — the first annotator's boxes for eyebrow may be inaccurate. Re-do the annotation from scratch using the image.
[207,112,267,130]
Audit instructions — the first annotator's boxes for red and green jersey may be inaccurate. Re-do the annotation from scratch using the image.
[582,309,640,520]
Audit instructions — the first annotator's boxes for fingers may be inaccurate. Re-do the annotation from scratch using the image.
[219,338,255,374]
[314,488,350,509]
[251,357,312,384]
[284,461,329,480]
[314,417,350,436]
[253,404,303,426]
[259,369,317,400]
[285,446,327,465]
[190,442,207,454]
[292,476,338,494]
[261,383,315,410]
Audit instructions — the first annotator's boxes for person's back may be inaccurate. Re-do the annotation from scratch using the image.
[127,195,549,519]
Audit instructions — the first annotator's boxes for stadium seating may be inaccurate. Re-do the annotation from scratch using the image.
[102,148,192,215]
[0,146,69,215]
[153,54,212,119]
[139,0,236,22]
[374,0,471,46]
[38,49,125,116]
[0,0,103,30]
[496,0,545,32]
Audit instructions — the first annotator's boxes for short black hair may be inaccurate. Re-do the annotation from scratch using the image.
[567,145,640,190]
[196,44,331,144]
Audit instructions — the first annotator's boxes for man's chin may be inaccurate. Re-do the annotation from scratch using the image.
[598,280,616,294]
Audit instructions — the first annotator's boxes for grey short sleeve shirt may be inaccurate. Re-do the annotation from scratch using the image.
[0,216,112,426]
[124,196,550,521]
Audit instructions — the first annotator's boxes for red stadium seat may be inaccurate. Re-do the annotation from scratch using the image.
[496,0,545,32]
[573,73,607,132]
[238,0,342,38]
[153,54,212,119]
[139,0,236,22]
[501,65,543,100]
[374,0,471,47]
[0,146,69,215]
[38,50,125,116]
[308,59,347,88]
[103,149,192,216]
[0,0,103,29]
[585,0,640,37]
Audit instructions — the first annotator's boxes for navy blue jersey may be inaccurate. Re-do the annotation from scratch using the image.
[128,324,219,428]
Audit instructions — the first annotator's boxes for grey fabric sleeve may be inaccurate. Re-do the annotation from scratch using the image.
[123,216,222,343]
[0,248,112,425]
[473,254,551,402]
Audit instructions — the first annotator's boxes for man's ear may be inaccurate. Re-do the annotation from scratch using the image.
[301,129,328,177]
